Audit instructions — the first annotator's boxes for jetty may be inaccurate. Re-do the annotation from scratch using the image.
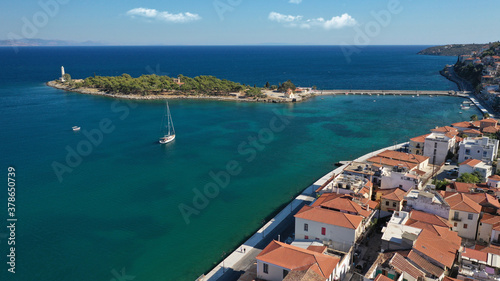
[316,89,462,96]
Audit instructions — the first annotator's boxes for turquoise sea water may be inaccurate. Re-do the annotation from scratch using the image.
[0,46,480,281]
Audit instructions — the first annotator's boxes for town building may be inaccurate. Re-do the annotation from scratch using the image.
[458,158,493,179]
[404,189,450,219]
[294,205,364,252]
[458,137,499,165]
[380,188,407,212]
[423,126,459,165]
[444,192,482,240]
[256,240,340,281]
[409,134,429,155]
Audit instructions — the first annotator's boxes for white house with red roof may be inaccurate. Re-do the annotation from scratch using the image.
[477,213,500,243]
[423,126,459,165]
[444,193,482,239]
[487,175,500,192]
[256,240,340,281]
[458,158,493,179]
[294,205,364,252]
[409,134,429,155]
[458,136,499,165]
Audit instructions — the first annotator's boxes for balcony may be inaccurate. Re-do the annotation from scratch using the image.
[451,216,461,221]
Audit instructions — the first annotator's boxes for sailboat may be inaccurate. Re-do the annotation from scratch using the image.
[159,101,175,144]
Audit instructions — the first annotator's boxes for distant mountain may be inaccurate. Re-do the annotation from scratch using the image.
[417,44,487,56]
[0,38,106,47]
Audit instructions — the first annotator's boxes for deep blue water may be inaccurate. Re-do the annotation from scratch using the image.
[0,46,476,281]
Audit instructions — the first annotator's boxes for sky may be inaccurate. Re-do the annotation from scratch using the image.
[1,0,500,45]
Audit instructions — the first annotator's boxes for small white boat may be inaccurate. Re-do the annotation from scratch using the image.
[159,101,175,144]
[459,112,463,114]
[72,126,81,131]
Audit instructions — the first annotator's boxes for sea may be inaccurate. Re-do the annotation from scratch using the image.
[0,46,481,281]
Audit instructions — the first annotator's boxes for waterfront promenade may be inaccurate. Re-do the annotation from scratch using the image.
[199,143,409,281]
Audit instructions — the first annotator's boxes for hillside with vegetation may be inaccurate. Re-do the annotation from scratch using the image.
[418,44,487,56]
[69,74,266,98]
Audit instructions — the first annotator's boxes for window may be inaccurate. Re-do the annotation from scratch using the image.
[283,269,289,278]
[468,214,473,220]
[321,227,326,235]
[305,235,309,239]
[454,222,458,227]
[465,149,470,155]
[483,151,488,157]
[393,202,397,207]
[434,142,438,148]
[464,224,468,229]
[304,223,308,232]
[263,263,269,274]
[385,201,389,206]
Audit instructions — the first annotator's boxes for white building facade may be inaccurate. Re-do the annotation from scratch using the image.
[458,137,499,165]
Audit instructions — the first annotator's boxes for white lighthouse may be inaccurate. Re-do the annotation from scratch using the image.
[60,66,66,82]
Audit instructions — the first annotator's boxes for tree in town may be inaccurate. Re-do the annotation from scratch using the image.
[456,172,481,183]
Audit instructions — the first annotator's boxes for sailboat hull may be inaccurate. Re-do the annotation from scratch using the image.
[159,134,175,144]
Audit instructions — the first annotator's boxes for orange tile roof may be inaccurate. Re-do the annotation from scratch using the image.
[295,205,364,229]
[444,193,482,213]
[480,118,498,124]
[313,194,372,218]
[410,134,430,143]
[443,276,460,281]
[448,182,476,193]
[406,210,451,228]
[374,274,393,281]
[431,126,459,135]
[480,213,500,226]
[477,244,500,256]
[460,158,482,167]
[452,121,477,129]
[489,175,500,181]
[376,150,429,164]
[463,129,482,135]
[389,252,425,279]
[307,245,328,254]
[483,126,500,134]
[407,250,445,277]
[381,188,407,201]
[366,156,417,170]
[472,120,481,127]
[413,229,461,268]
[283,268,324,281]
[467,193,500,209]
[256,240,339,279]
[462,247,488,262]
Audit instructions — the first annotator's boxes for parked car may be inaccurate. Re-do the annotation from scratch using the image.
[445,159,452,165]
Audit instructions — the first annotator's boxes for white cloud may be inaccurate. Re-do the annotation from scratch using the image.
[289,0,303,4]
[268,12,302,23]
[268,12,356,30]
[323,13,357,29]
[126,8,201,23]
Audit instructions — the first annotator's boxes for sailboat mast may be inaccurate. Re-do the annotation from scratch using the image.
[166,102,171,135]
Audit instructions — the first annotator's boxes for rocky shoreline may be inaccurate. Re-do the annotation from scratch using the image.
[46,80,309,103]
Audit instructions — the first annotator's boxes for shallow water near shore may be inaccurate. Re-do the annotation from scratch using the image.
[0,46,480,281]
